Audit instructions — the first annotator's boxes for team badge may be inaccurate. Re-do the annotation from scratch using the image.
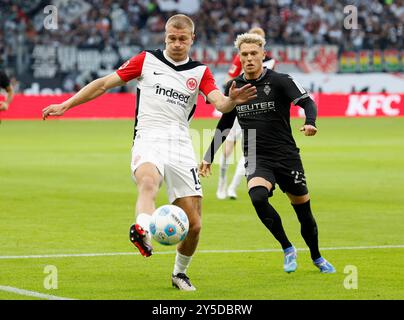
[264,85,271,95]
[186,78,197,91]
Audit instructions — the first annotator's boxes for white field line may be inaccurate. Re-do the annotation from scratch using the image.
[0,285,76,300]
[0,244,403,260]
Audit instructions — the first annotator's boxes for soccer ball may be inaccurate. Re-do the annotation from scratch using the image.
[150,205,189,245]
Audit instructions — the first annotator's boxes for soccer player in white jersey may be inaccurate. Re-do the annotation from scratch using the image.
[42,14,257,291]
[216,27,276,200]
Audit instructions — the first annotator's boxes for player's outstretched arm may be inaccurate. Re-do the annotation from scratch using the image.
[42,73,126,120]
[207,81,257,113]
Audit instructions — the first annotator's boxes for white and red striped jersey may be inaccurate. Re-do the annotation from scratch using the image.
[116,49,218,139]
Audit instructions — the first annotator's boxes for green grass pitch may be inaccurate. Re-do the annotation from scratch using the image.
[0,117,403,300]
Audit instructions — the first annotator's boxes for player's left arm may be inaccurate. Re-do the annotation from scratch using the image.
[199,110,237,177]
[277,74,317,136]
[296,97,318,136]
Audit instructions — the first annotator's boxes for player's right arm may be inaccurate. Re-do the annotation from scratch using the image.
[0,71,14,111]
[199,82,237,177]
[42,51,146,120]
[42,73,125,119]
[199,110,237,177]
[0,85,14,111]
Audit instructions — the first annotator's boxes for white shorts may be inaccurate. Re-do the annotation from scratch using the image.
[130,134,202,203]
[227,118,242,142]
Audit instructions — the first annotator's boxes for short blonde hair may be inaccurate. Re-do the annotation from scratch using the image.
[165,14,195,33]
[234,33,266,50]
[248,27,265,38]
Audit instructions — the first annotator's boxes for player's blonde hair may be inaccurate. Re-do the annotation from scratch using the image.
[234,33,266,50]
[248,27,265,38]
[165,14,195,33]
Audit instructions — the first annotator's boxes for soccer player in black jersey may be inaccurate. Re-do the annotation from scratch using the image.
[200,33,335,273]
[216,27,276,201]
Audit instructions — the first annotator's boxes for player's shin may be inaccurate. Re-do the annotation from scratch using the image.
[248,186,292,249]
[292,200,321,260]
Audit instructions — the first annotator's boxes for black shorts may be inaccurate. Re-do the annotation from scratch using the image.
[246,158,309,197]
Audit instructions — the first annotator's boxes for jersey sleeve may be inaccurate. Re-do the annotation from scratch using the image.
[296,97,317,127]
[227,55,242,78]
[276,74,309,105]
[199,67,218,96]
[116,51,146,82]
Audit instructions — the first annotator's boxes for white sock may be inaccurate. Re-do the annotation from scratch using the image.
[219,153,229,183]
[229,156,245,190]
[173,251,192,275]
[136,213,152,233]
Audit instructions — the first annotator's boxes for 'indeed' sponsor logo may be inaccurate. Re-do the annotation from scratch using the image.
[155,84,190,103]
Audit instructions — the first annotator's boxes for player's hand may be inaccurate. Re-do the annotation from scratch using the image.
[0,101,9,111]
[42,103,68,120]
[229,81,257,104]
[198,160,212,178]
[300,124,317,136]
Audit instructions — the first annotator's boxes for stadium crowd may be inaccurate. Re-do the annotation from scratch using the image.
[1,0,403,54]
[0,0,403,92]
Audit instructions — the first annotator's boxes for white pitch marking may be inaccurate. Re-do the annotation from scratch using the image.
[0,244,403,260]
[0,285,76,300]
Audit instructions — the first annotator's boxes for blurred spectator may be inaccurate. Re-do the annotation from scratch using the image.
[1,0,402,51]
[1,0,403,91]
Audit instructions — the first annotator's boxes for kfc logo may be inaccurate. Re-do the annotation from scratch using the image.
[346,94,401,116]
[186,78,197,91]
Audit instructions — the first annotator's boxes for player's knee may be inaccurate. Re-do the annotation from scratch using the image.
[248,186,269,208]
[289,194,310,205]
[188,219,202,238]
[138,176,159,195]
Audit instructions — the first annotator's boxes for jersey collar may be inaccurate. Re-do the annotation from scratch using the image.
[163,50,190,66]
[243,67,268,82]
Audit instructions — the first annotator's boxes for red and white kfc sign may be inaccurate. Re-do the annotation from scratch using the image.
[2,93,403,119]
[346,94,401,116]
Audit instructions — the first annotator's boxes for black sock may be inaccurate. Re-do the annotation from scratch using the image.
[249,186,292,250]
[292,200,321,260]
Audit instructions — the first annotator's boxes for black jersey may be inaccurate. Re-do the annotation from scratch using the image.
[0,70,10,89]
[204,68,317,165]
